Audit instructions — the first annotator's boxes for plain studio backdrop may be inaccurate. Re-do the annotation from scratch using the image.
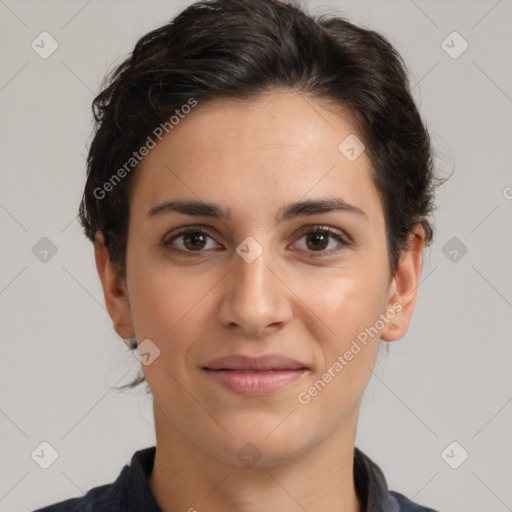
[0,1,511,511]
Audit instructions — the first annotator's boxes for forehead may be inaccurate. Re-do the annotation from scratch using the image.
[131,90,383,228]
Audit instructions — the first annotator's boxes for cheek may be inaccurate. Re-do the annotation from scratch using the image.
[300,263,389,341]
[127,267,211,399]
[293,280,383,427]
[300,267,387,389]
[126,256,202,346]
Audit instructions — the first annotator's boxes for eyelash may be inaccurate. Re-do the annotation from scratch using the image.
[162,225,352,258]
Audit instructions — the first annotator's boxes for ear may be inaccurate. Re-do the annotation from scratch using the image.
[380,224,425,342]
[94,231,135,340]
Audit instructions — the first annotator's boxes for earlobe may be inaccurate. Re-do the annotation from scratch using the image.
[380,225,425,342]
[94,232,135,340]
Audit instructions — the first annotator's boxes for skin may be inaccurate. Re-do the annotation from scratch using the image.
[95,89,424,512]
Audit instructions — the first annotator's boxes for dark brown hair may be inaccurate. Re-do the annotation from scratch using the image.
[78,0,444,390]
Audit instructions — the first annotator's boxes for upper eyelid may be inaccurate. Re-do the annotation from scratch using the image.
[164,225,221,243]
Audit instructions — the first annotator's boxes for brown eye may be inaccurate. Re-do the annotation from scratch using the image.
[305,232,330,251]
[164,228,220,254]
[293,227,350,257]
[182,232,207,251]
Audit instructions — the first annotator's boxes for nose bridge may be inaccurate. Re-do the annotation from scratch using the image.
[218,237,291,334]
[235,245,272,302]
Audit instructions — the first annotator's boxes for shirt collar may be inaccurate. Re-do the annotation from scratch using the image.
[354,447,401,512]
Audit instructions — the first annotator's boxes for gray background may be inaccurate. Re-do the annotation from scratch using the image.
[1,0,511,510]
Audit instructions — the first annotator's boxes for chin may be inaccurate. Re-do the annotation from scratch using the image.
[205,423,308,469]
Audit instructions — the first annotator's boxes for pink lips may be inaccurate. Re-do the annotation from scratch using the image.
[202,354,308,397]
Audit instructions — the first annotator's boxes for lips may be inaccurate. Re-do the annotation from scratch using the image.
[202,354,309,396]
[202,353,308,371]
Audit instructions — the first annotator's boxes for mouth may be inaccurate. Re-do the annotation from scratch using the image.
[202,353,309,396]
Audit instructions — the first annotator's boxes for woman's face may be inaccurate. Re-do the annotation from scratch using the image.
[99,90,422,466]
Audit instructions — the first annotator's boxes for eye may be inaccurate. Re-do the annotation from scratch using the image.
[163,227,221,254]
[292,226,351,257]
[163,225,351,258]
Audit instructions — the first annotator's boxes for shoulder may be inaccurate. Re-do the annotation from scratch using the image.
[354,447,441,512]
[390,490,441,512]
[32,483,114,512]
[32,446,159,512]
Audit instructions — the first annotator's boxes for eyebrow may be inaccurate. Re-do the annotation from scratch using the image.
[146,197,368,222]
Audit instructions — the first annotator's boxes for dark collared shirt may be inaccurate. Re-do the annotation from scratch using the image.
[33,446,440,511]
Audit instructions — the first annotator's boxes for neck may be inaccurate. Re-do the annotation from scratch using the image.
[148,402,363,512]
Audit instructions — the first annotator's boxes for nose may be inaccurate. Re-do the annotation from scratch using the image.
[217,242,293,338]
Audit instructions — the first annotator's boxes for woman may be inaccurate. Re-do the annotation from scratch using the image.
[35,0,443,510]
